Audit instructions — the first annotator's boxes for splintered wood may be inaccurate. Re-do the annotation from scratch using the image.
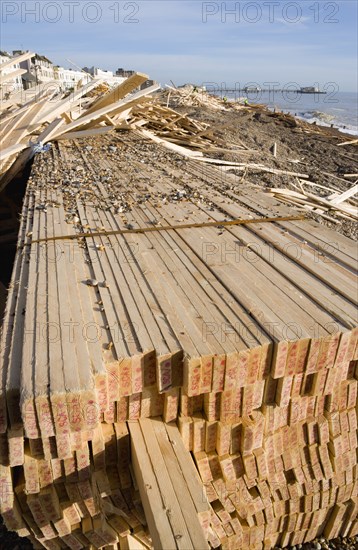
[161,85,229,111]
[0,71,246,194]
[0,70,157,192]
[0,131,357,550]
[267,186,358,222]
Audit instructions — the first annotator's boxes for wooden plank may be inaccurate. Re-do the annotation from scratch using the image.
[268,188,357,218]
[31,187,54,440]
[0,143,28,162]
[35,79,104,124]
[46,189,72,448]
[20,188,42,439]
[53,190,102,431]
[54,126,113,141]
[164,421,210,516]
[127,421,177,550]
[120,534,147,550]
[138,418,194,549]
[151,418,209,549]
[5,193,37,431]
[51,84,160,139]
[0,51,34,72]
[0,191,34,434]
[37,118,65,144]
[84,72,149,115]
[138,128,203,158]
[0,69,26,84]
[329,183,358,205]
[337,138,358,146]
[1,99,49,148]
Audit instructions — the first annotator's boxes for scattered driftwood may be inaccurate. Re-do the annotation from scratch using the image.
[337,138,358,146]
[129,102,225,150]
[328,183,358,205]
[267,184,358,221]
[161,84,229,111]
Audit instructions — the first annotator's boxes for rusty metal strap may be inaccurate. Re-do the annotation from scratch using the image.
[21,214,306,247]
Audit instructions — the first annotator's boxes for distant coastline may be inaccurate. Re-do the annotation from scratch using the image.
[215,90,358,136]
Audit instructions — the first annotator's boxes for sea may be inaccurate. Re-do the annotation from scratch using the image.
[215,90,358,136]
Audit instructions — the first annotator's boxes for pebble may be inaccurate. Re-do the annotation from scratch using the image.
[86,279,98,287]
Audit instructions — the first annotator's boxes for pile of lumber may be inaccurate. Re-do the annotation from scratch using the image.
[0,133,357,549]
[267,183,358,221]
[1,55,246,193]
[0,54,162,192]
[177,357,358,548]
[82,83,110,99]
[161,84,229,111]
[127,103,235,151]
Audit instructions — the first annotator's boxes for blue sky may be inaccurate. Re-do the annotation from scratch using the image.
[1,1,357,90]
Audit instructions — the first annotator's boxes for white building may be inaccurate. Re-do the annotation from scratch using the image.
[0,51,24,96]
[1,50,128,95]
[83,67,126,87]
[54,67,91,91]
[14,51,56,85]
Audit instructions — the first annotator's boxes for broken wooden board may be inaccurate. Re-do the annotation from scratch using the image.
[0,51,35,72]
[84,72,149,115]
[0,69,26,85]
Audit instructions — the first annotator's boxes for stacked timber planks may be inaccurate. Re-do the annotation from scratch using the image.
[129,418,210,549]
[0,132,357,549]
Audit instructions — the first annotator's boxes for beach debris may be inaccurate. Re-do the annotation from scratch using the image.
[267,183,358,221]
[337,138,358,147]
[0,72,250,192]
[86,278,99,286]
[161,84,229,111]
[0,71,159,192]
[271,142,277,157]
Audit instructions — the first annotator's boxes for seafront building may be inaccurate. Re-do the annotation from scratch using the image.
[0,51,128,96]
[0,51,24,93]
